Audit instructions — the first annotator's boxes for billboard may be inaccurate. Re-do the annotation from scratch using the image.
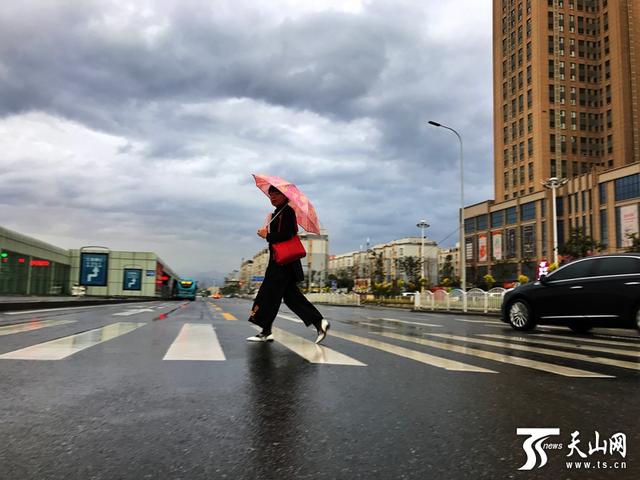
[79,253,108,286]
[492,232,503,260]
[123,268,142,291]
[620,204,638,247]
[478,234,488,262]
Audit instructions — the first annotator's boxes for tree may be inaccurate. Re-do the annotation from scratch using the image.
[558,227,603,263]
[625,233,640,252]
[439,254,455,284]
[398,256,422,291]
[370,252,384,284]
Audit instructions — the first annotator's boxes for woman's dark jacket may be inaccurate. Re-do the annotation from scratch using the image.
[266,203,304,282]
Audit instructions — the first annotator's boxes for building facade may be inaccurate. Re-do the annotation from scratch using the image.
[328,237,439,288]
[464,0,640,284]
[494,0,639,201]
[0,225,182,297]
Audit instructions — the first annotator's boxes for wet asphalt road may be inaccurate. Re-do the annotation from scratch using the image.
[0,298,639,480]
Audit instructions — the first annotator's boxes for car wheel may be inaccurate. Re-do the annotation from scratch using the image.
[507,299,536,331]
[569,322,592,333]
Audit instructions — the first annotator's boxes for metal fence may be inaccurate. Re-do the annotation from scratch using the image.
[305,293,361,306]
[415,288,507,313]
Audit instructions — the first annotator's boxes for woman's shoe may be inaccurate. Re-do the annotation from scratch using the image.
[315,319,330,345]
[246,332,274,342]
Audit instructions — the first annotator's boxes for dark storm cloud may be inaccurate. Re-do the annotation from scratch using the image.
[0,0,493,276]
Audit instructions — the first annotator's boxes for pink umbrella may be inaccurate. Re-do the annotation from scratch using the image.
[252,173,321,234]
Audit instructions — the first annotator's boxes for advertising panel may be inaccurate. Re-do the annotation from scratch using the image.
[492,232,503,260]
[478,234,488,262]
[620,204,638,247]
[123,268,142,291]
[79,253,108,286]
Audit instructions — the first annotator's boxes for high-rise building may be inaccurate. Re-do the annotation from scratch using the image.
[462,0,640,285]
[493,0,639,201]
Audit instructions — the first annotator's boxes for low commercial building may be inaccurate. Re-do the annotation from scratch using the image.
[328,237,439,287]
[462,163,640,284]
[0,226,71,295]
[0,226,182,297]
[69,247,179,298]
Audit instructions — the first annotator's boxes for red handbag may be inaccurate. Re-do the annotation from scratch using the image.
[268,208,307,265]
[273,235,306,265]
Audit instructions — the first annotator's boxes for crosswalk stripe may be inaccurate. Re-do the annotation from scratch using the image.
[222,313,237,321]
[530,333,640,348]
[0,320,76,336]
[328,330,496,373]
[479,334,640,358]
[259,326,365,366]
[359,322,397,329]
[277,313,304,323]
[371,318,443,328]
[428,333,640,372]
[163,324,226,361]
[0,322,146,360]
[376,332,612,378]
[454,318,502,324]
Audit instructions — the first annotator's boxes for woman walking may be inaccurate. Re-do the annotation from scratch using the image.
[247,183,329,344]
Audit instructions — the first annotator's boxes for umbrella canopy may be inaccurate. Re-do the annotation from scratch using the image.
[252,173,321,234]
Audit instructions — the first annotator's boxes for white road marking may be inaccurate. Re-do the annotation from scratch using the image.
[479,334,640,358]
[0,322,146,360]
[2,304,143,315]
[531,333,640,348]
[113,308,155,316]
[256,326,365,366]
[373,318,443,328]
[328,330,496,373]
[0,319,76,336]
[376,332,612,378]
[359,322,397,330]
[163,324,226,361]
[454,318,502,324]
[427,333,640,372]
[277,313,304,323]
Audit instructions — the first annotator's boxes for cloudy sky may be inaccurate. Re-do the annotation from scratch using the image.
[0,0,494,283]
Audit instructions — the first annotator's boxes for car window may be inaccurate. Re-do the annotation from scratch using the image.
[591,257,640,276]
[548,259,594,281]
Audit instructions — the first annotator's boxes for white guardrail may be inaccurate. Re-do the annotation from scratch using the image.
[415,288,507,313]
[305,289,508,313]
[305,293,361,306]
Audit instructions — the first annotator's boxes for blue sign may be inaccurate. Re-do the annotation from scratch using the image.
[146,270,155,277]
[80,253,108,286]
[123,268,142,291]
[252,276,265,281]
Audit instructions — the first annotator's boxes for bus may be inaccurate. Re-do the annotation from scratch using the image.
[174,279,198,300]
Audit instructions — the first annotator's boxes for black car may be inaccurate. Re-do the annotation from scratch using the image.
[501,253,640,333]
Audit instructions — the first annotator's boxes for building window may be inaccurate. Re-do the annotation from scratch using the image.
[614,174,640,201]
[600,209,608,247]
[556,197,564,216]
[521,224,536,258]
[464,217,476,234]
[521,202,536,221]
[491,210,504,228]
[599,182,607,204]
[506,207,517,224]
[476,215,488,231]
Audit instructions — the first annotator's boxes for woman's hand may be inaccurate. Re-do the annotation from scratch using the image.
[257,228,268,239]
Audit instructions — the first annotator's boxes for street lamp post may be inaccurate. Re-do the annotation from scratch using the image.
[542,176,568,265]
[416,220,430,291]
[428,120,466,310]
